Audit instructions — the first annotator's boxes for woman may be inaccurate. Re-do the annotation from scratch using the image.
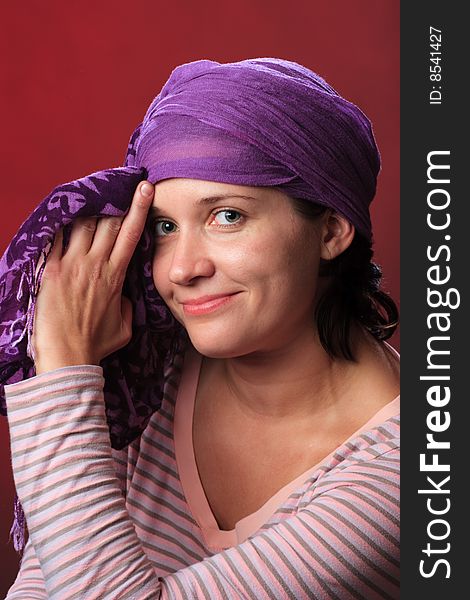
[2,58,399,599]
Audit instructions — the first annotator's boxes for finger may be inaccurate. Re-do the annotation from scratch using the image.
[120,295,133,343]
[87,215,125,258]
[47,227,64,263]
[108,181,154,270]
[36,227,63,279]
[101,295,133,359]
[66,217,98,256]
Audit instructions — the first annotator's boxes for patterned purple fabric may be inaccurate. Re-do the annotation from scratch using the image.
[0,162,187,451]
[1,57,381,552]
[0,141,188,553]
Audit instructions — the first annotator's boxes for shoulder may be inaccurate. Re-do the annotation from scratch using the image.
[327,413,399,472]
[302,414,400,503]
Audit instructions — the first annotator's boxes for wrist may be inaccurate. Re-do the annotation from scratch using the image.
[34,350,99,375]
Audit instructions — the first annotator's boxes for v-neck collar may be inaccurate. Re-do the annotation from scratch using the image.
[173,343,400,550]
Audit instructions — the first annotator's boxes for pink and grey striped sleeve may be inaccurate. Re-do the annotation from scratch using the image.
[5,366,399,599]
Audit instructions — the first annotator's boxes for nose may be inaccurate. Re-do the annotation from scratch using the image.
[168,231,215,285]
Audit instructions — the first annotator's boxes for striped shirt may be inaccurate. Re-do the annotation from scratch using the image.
[5,343,400,599]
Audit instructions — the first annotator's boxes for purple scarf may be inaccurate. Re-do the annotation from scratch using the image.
[0,58,381,552]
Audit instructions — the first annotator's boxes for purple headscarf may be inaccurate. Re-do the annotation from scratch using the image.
[136,58,380,238]
[0,58,380,552]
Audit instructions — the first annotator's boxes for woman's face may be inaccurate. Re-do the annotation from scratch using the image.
[150,178,325,358]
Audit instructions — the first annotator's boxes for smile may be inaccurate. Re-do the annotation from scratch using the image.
[181,293,239,315]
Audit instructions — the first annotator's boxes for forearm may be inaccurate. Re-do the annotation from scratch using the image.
[6,366,162,600]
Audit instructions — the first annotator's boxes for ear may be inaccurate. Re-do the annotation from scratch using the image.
[319,211,355,260]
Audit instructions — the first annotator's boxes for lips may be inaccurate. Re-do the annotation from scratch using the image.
[180,292,240,315]
[181,293,238,306]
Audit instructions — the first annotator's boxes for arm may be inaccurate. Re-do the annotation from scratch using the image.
[6,366,399,600]
[6,366,160,600]
[162,465,400,599]
[4,539,47,599]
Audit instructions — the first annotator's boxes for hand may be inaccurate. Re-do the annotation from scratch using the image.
[32,181,155,374]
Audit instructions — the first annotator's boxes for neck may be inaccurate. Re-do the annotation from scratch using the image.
[201,326,370,423]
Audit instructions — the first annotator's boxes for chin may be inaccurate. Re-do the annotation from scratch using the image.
[185,329,251,359]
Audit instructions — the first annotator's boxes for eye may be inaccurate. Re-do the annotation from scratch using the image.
[212,209,243,226]
[154,220,176,237]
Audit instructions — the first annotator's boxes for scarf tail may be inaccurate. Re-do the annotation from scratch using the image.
[9,493,26,555]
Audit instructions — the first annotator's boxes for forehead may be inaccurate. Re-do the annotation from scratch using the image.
[150,178,292,213]
[154,178,257,198]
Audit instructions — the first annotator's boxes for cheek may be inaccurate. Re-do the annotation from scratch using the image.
[216,237,279,285]
[267,233,321,302]
[256,226,318,274]
[228,227,319,290]
[151,252,171,298]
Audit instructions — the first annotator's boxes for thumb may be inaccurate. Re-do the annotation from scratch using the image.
[120,295,133,344]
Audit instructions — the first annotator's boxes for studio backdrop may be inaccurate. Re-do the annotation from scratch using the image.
[0,1,399,594]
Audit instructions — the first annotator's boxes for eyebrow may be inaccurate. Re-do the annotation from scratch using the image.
[149,194,258,218]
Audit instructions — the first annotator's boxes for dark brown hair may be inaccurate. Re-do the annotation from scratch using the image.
[289,197,399,361]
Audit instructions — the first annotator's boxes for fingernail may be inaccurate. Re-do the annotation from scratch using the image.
[141,182,153,197]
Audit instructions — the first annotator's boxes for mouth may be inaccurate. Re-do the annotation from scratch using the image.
[180,292,240,316]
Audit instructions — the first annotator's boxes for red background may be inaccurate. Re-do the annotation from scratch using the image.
[0,1,399,593]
